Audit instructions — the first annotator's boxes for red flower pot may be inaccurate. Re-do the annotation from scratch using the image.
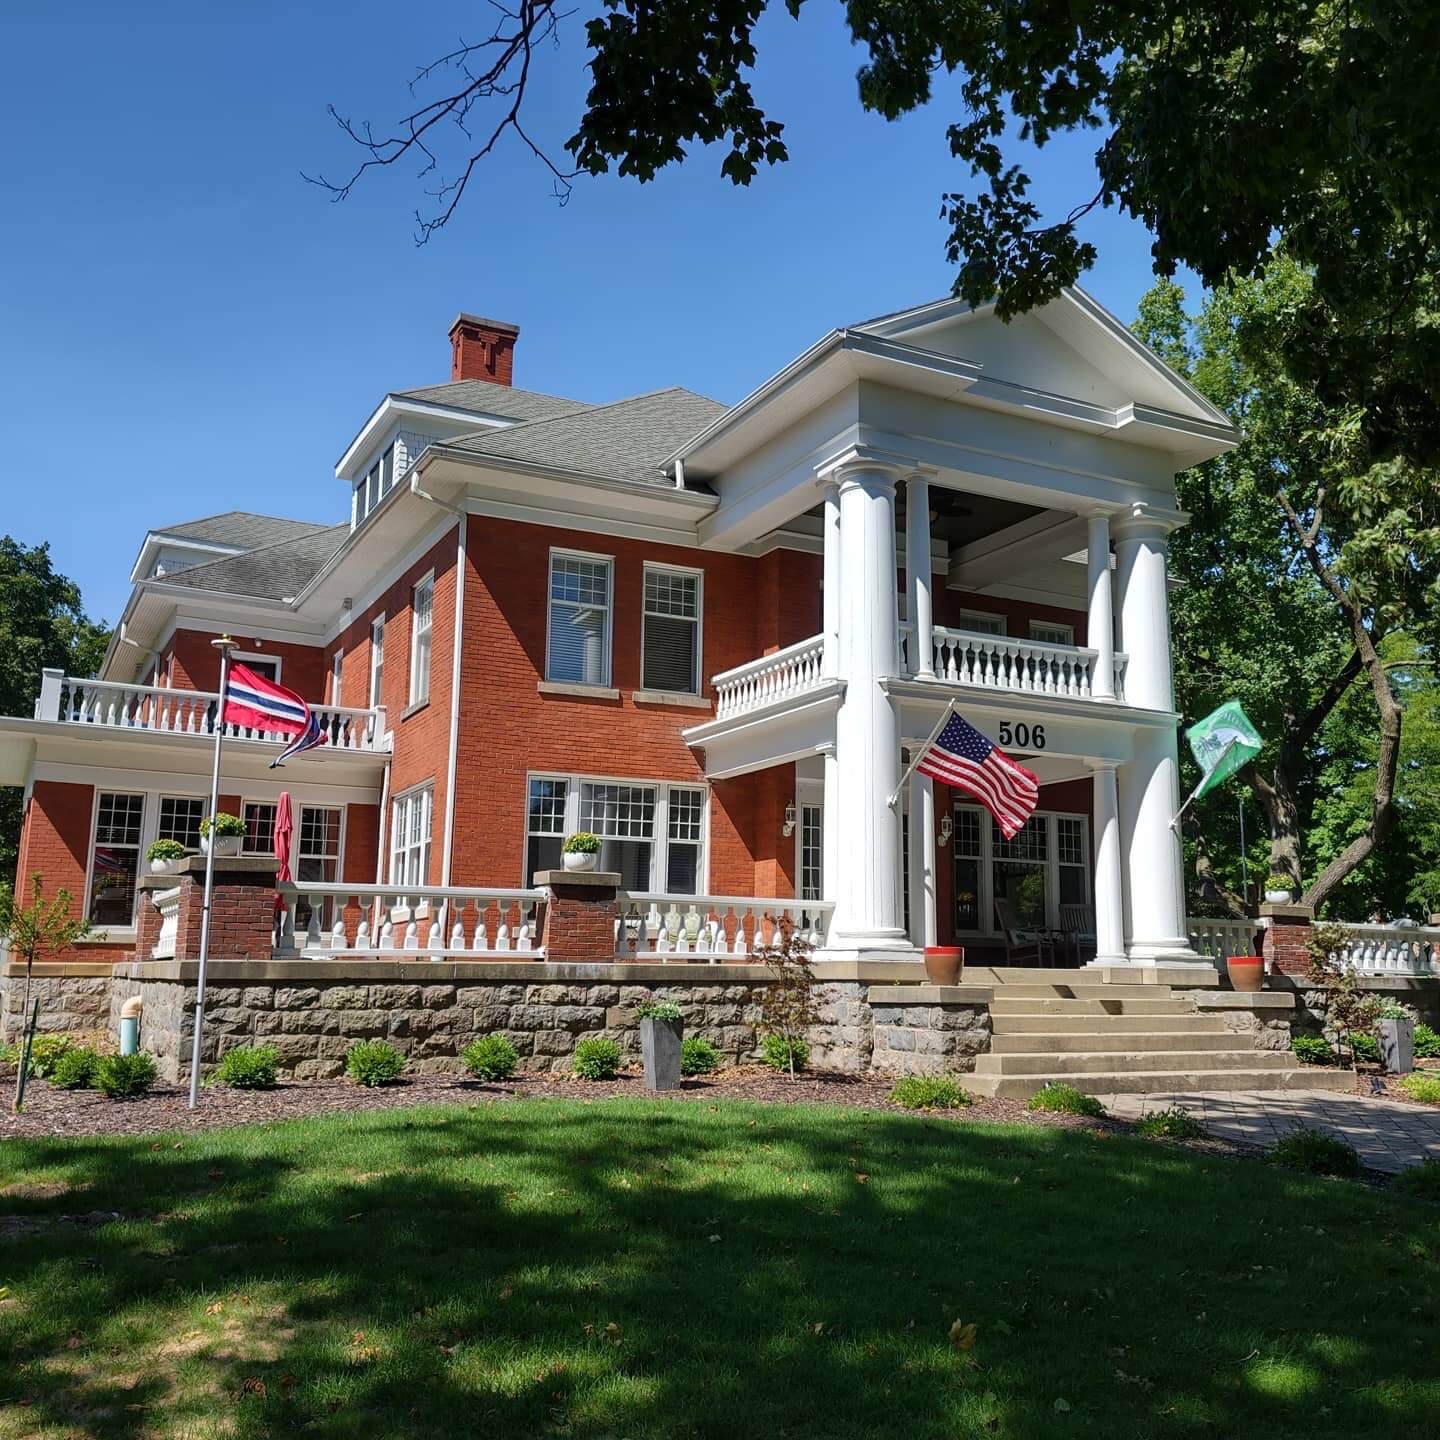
[1226,955,1265,993]
[924,946,965,985]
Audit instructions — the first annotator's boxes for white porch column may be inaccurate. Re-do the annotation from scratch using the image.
[904,473,935,679]
[1088,760,1127,965]
[819,739,839,904]
[1113,505,1196,962]
[822,448,910,953]
[1086,511,1116,701]
[821,482,841,677]
[907,770,938,946]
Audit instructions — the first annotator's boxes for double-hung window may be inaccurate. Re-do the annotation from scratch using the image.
[390,787,433,888]
[331,648,344,706]
[958,609,1006,637]
[242,801,277,855]
[89,792,144,925]
[157,796,204,851]
[368,616,385,708]
[409,575,434,706]
[641,566,701,694]
[580,782,655,889]
[524,778,568,881]
[547,552,611,686]
[664,786,705,892]
[1029,620,1075,647]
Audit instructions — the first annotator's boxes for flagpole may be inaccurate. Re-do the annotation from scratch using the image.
[189,635,238,1109]
[888,702,956,809]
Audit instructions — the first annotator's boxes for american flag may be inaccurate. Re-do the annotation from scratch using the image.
[916,710,1039,840]
[223,663,327,769]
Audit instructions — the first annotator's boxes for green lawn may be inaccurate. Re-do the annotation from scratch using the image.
[2,1098,1437,1439]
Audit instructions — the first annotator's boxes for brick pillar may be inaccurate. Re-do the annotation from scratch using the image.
[536,869,620,963]
[169,856,279,962]
[1260,902,1314,977]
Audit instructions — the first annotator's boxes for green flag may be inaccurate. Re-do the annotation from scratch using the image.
[1186,701,1263,800]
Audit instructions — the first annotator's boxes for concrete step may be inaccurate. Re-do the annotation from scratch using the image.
[991,984,1175,1002]
[992,1013,1231,1034]
[992,1029,1254,1054]
[966,1067,1356,1100]
[975,1048,1294,1076]
[989,997,1196,1017]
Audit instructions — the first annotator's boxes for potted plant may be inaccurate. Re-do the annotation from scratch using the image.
[146,838,187,875]
[199,812,245,857]
[1374,999,1417,1075]
[637,999,684,1090]
[1226,953,1266,993]
[1264,872,1294,904]
[562,831,601,873]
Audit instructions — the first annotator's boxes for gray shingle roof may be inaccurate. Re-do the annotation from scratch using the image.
[157,511,337,550]
[396,379,589,423]
[159,526,348,601]
[443,388,728,487]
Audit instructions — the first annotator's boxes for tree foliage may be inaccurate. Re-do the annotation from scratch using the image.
[322,2,1440,466]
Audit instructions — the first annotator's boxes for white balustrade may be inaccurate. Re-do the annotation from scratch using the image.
[926,627,1098,698]
[713,636,825,720]
[151,885,181,960]
[1333,924,1440,978]
[275,883,544,959]
[1186,915,1259,963]
[614,893,834,961]
[43,676,388,755]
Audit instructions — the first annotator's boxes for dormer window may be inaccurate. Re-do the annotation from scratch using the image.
[353,443,398,528]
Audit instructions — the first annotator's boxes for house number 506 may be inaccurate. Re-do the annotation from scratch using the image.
[997,721,1047,750]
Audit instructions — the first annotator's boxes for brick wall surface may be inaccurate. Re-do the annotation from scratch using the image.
[164,631,328,700]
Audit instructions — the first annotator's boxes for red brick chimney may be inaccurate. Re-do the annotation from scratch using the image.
[448,313,519,386]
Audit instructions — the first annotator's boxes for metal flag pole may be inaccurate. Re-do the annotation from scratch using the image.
[189,634,238,1109]
[1238,796,1249,904]
[888,702,956,809]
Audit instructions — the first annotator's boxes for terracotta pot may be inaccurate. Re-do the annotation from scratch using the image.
[923,946,964,985]
[1226,955,1265,993]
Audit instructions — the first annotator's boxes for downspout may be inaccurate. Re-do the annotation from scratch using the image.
[409,474,467,886]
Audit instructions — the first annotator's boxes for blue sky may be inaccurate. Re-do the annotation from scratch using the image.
[1,1,1189,623]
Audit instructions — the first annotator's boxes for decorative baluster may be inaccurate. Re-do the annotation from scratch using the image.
[516,901,533,953]
[378,913,395,951]
[354,916,372,953]
[304,904,323,953]
[329,916,347,951]
[430,901,449,956]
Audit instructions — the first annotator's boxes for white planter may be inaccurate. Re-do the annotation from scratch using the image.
[202,833,242,858]
[1265,888,1292,904]
[148,858,182,876]
[563,850,598,873]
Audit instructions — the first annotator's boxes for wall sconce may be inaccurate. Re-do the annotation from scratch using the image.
[938,814,953,848]
[782,801,797,837]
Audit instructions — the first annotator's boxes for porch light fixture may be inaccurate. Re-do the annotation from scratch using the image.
[938,814,953,848]
[782,801,797,837]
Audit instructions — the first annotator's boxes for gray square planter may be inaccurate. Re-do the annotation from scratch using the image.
[641,1016,683,1091]
[1378,1017,1415,1075]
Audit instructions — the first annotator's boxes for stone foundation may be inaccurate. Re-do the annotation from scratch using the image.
[1,964,113,1044]
[1188,990,1296,1050]
[867,985,992,1075]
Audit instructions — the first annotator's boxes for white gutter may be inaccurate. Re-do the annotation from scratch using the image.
[408,473,467,887]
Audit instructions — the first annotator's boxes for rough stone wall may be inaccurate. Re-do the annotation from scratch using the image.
[1216,1009,1294,1052]
[870,1000,991,1076]
[1,969,112,1044]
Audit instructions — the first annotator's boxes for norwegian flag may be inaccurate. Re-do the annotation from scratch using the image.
[916,710,1039,840]
[223,663,326,769]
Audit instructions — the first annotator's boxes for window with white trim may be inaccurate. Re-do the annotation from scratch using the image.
[547,552,611,686]
[951,806,1090,935]
[89,792,144,925]
[642,566,701,694]
[409,575,434,706]
[523,773,706,891]
[298,806,342,884]
[368,616,385,709]
[331,648,344,706]
[157,796,204,850]
[958,609,1006,637]
[799,803,823,902]
[1029,620,1075,647]
[390,787,433,887]
[242,801,277,855]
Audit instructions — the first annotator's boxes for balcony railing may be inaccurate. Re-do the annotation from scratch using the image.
[1331,923,1440,978]
[615,893,834,959]
[713,636,826,720]
[900,626,1126,701]
[1187,915,1259,963]
[37,672,389,755]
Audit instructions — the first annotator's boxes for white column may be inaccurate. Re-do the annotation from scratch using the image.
[904,474,935,679]
[1088,760,1126,965]
[907,770,937,947]
[823,449,910,953]
[1086,511,1115,700]
[819,740,839,903]
[1113,506,1196,962]
[821,482,841,678]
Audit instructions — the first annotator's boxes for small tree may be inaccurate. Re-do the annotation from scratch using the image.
[753,918,819,1078]
[1304,920,1378,1067]
[3,875,92,1112]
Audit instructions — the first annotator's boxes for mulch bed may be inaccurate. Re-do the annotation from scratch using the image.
[1,1066,1121,1143]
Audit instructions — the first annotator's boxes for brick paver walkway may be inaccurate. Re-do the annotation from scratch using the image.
[1099,1089,1440,1173]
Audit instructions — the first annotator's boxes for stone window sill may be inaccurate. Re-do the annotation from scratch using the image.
[400,697,431,720]
[537,681,621,701]
[631,690,712,711]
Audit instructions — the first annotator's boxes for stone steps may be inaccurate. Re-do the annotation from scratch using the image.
[987,984,1169,1001]
[967,1066,1356,1100]
[974,1047,1294,1077]
[990,997,1203,1018]
[991,1028,1253,1054]
[992,1012,1232,1033]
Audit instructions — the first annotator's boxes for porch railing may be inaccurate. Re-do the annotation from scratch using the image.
[1187,915,1260,963]
[274,882,545,958]
[152,885,181,961]
[1332,923,1440,977]
[37,671,388,755]
[712,636,825,720]
[615,893,834,960]
[900,625,1127,702]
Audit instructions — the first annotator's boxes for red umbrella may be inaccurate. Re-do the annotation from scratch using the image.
[274,791,294,884]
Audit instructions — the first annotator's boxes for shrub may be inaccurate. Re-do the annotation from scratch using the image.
[146,838,187,862]
[1134,1104,1206,1140]
[562,831,601,855]
[1270,1126,1361,1177]
[1373,998,1417,1021]
[1399,1072,1440,1105]
[636,1000,683,1022]
[26,1035,73,1079]
[463,1034,520,1082]
[761,1032,810,1074]
[680,1036,721,1076]
[214,1044,280,1090]
[1026,1082,1105,1118]
[93,1052,158,1100]
[1291,1034,1334,1066]
[572,1036,622,1080]
[345,1040,406,1087]
[1412,1023,1440,1059]
[1394,1158,1440,1201]
[48,1046,100,1090]
[199,812,244,838]
[889,1074,972,1110]
[1348,1032,1381,1065]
